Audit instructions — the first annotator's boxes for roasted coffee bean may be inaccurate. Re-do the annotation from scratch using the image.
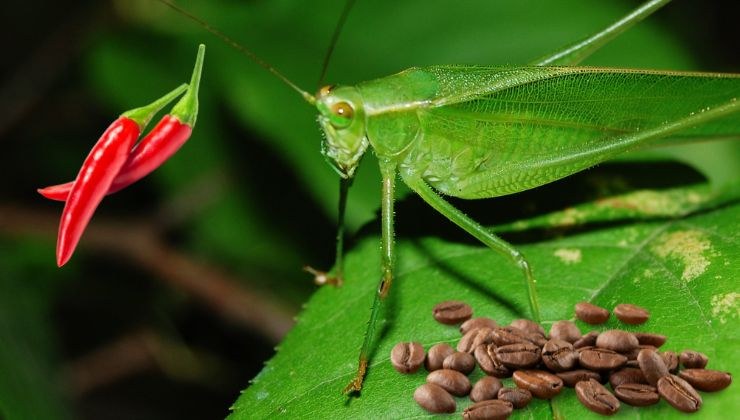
[462,400,513,420]
[573,331,599,349]
[470,376,503,402]
[661,350,679,373]
[491,327,529,346]
[575,379,620,416]
[575,302,610,324]
[557,369,602,387]
[609,368,648,389]
[425,343,455,371]
[491,326,544,347]
[625,360,639,368]
[679,350,709,369]
[637,348,669,386]
[623,345,657,361]
[634,332,667,348]
[579,348,627,371]
[595,330,639,353]
[614,383,660,406]
[613,303,649,325]
[657,374,702,413]
[498,387,533,409]
[510,318,546,336]
[512,369,564,399]
[426,369,471,397]
[433,300,473,325]
[527,332,548,347]
[460,317,498,335]
[494,343,542,369]
[458,329,479,354]
[458,327,494,353]
[413,383,456,414]
[390,341,425,373]
[542,339,578,372]
[549,320,581,343]
[474,344,511,378]
[678,369,732,392]
[577,345,594,353]
[442,351,476,374]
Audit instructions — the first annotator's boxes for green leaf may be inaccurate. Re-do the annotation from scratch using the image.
[229,187,738,418]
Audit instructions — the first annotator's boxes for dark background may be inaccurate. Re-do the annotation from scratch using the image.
[0,0,736,418]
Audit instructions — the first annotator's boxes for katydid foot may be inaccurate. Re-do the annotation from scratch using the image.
[343,357,367,394]
[303,265,343,287]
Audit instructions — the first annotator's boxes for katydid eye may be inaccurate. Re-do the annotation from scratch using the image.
[329,101,354,127]
[332,101,353,118]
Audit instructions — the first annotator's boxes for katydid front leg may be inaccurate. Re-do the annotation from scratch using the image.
[304,178,351,287]
[344,160,396,394]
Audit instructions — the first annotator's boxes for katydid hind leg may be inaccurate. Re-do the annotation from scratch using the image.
[531,0,673,66]
[344,162,396,394]
[402,173,541,323]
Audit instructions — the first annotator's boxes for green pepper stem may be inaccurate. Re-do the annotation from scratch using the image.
[122,83,188,130]
[171,44,205,127]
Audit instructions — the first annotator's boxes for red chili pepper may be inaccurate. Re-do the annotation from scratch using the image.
[54,83,189,267]
[50,45,205,266]
[38,45,205,202]
[39,115,193,200]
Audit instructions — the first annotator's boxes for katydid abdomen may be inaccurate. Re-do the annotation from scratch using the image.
[357,66,739,198]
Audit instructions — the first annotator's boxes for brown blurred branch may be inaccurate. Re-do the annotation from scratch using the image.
[61,328,225,397]
[61,329,159,397]
[0,204,294,343]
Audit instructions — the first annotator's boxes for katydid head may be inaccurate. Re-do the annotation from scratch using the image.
[316,85,368,179]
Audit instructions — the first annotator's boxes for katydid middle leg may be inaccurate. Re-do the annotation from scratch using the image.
[402,171,541,323]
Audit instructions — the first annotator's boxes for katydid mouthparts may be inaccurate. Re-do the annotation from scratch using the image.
[156,0,739,395]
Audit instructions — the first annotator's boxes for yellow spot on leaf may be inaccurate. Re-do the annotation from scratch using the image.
[634,268,655,285]
[597,189,709,216]
[552,208,586,226]
[554,248,582,264]
[651,230,714,282]
[710,292,738,324]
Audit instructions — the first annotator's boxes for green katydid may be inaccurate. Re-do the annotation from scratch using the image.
[157,0,739,395]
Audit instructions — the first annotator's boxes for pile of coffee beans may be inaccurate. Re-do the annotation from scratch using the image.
[390,300,732,417]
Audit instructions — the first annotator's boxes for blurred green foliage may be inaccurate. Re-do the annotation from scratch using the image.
[0,0,737,418]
